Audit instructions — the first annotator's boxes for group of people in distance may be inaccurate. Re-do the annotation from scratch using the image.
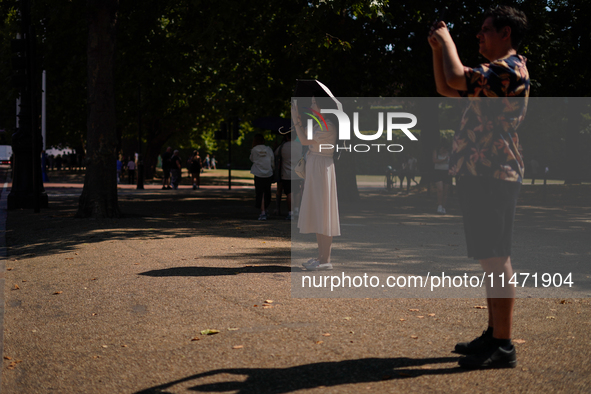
[290,5,531,371]
[160,147,215,190]
[116,155,137,185]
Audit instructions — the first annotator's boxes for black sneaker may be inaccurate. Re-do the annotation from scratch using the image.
[454,330,493,355]
[459,344,517,369]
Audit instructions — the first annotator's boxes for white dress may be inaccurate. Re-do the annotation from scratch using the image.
[297,121,341,236]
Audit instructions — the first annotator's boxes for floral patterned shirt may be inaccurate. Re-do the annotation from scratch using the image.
[449,54,530,182]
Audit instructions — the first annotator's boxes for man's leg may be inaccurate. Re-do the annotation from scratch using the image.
[458,255,517,369]
[480,256,515,339]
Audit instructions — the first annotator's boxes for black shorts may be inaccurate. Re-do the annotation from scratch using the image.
[162,167,171,179]
[457,176,521,260]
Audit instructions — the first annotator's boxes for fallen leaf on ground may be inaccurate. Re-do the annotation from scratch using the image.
[190,337,200,341]
[7,268,13,271]
[428,313,436,317]
[232,345,244,349]
[263,305,273,309]
[227,328,239,331]
[474,306,487,309]
[546,316,556,319]
[409,309,419,312]
[3,356,11,360]
[121,345,128,347]
[323,333,331,337]
[514,339,526,344]
[53,291,63,295]
[315,341,323,344]
[417,316,424,319]
[65,258,74,260]
[344,317,352,320]
[400,318,406,321]
[265,300,274,304]
[12,285,19,290]
[201,329,220,335]
[410,335,418,339]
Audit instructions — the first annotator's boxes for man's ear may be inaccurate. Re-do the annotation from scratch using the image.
[502,26,512,41]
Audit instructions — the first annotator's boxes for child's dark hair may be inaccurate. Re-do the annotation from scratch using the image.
[484,5,529,50]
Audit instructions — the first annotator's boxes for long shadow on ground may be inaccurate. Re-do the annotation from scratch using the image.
[135,356,466,394]
[140,265,291,277]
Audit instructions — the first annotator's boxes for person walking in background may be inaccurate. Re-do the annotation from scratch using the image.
[432,143,451,214]
[204,154,211,170]
[170,149,182,190]
[273,136,287,217]
[161,147,173,190]
[250,134,274,221]
[116,156,123,184]
[48,154,55,170]
[429,5,530,369]
[188,150,202,189]
[210,155,217,170]
[279,132,301,220]
[398,154,417,191]
[127,156,136,184]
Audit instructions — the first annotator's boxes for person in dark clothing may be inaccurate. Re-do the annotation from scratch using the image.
[429,5,530,369]
[170,150,182,190]
[161,147,173,190]
[188,151,202,189]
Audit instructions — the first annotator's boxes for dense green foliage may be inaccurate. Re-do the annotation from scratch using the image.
[1,0,589,177]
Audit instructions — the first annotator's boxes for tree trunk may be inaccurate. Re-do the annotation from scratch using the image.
[76,0,120,218]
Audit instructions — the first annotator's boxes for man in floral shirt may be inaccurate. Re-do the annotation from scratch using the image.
[429,6,529,369]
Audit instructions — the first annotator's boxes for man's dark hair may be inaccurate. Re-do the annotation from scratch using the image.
[484,5,529,50]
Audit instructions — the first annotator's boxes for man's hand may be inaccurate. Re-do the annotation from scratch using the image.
[428,21,450,50]
[429,20,464,97]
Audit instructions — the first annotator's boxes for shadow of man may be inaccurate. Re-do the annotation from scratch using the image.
[136,356,465,393]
